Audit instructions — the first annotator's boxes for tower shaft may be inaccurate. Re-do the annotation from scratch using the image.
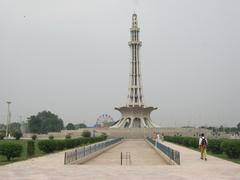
[128,14,144,107]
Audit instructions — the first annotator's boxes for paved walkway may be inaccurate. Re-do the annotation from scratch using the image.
[0,140,240,180]
[85,140,167,165]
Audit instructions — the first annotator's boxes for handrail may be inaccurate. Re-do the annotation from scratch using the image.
[64,137,123,164]
[146,137,180,165]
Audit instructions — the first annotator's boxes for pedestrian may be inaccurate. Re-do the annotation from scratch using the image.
[157,133,160,143]
[199,133,208,161]
[152,132,157,146]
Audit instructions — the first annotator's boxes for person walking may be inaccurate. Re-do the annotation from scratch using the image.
[199,133,208,161]
[157,133,160,143]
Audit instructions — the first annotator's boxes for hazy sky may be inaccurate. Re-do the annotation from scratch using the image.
[0,0,239,127]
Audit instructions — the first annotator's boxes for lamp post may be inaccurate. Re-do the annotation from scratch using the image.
[6,101,11,137]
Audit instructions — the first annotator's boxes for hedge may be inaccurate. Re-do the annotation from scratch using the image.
[0,142,23,161]
[26,140,35,157]
[38,140,56,153]
[164,136,240,159]
[208,139,223,154]
[55,140,65,150]
[221,140,240,158]
[38,134,107,154]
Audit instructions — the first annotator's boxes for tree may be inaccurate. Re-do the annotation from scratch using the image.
[9,122,21,134]
[0,124,6,130]
[81,130,91,138]
[66,123,75,130]
[28,116,42,134]
[237,122,240,130]
[28,111,64,134]
[219,125,224,132]
[75,123,87,129]
[0,131,5,140]
[12,131,23,140]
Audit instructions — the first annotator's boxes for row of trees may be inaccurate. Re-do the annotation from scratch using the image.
[0,122,21,133]
[65,123,87,130]
[0,111,88,136]
[200,122,240,134]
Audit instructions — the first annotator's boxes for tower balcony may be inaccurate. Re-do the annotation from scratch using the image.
[128,41,142,46]
[130,27,140,32]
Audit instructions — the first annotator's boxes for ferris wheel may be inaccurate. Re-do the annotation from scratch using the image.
[96,114,114,128]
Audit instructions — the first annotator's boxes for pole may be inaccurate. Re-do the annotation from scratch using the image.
[64,152,67,165]
[121,152,122,165]
[6,101,11,137]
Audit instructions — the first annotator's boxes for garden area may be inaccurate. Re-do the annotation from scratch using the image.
[0,131,107,165]
[164,136,240,164]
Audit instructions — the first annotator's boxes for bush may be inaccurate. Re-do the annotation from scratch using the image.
[101,132,108,140]
[12,131,23,140]
[48,135,54,140]
[38,135,108,153]
[82,130,91,138]
[31,135,37,140]
[208,139,223,154]
[0,142,23,161]
[221,140,240,158]
[55,140,65,150]
[65,134,71,139]
[38,140,56,153]
[65,139,76,149]
[27,140,35,157]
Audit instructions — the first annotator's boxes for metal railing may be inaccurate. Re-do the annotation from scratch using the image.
[64,137,123,164]
[146,137,180,165]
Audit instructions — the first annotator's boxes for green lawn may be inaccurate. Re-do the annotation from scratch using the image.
[207,151,240,164]
[0,140,44,165]
[167,142,240,165]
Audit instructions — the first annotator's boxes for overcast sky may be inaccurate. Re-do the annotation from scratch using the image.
[0,0,239,127]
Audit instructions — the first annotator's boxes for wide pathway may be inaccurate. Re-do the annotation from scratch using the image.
[0,139,240,180]
[85,140,167,165]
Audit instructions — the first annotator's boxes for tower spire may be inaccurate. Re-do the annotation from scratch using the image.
[128,13,144,107]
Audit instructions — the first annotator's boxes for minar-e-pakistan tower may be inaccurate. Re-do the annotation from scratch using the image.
[111,14,158,128]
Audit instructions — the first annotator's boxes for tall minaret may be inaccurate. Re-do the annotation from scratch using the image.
[127,14,144,107]
[112,14,158,129]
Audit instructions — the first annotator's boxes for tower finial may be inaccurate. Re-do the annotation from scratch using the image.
[132,13,138,27]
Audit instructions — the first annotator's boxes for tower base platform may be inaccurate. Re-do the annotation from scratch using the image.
[111,106,158,128]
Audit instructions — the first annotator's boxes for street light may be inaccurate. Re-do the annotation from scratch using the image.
[6,101,11,137]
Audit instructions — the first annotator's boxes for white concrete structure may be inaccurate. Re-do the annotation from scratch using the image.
[5,101,11,137]
[112,14,158,128]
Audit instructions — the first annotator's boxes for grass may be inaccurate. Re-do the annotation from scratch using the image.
[0,140,44,165]
[207,151,240,164]
[165,141,240,165]
[189,147,240,164]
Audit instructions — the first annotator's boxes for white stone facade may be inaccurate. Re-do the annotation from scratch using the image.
[112,14,158,128]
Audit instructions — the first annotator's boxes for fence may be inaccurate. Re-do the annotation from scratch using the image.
[64,137,123,164]
[146,137,180,165]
